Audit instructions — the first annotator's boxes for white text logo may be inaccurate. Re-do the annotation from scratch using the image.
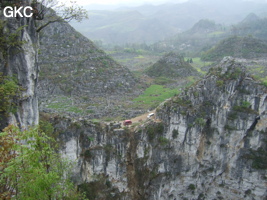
[3,6,33,18]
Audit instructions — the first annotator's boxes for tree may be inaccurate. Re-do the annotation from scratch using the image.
[0,125,87,200]
[32,0,88,32]
[0,73,21,115]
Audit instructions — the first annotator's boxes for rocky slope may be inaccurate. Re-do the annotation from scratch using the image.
[201,36,267,61]
[48,57,267,199]
[0,3,39,130]
[146,52,199,78]
[37,20,143,119]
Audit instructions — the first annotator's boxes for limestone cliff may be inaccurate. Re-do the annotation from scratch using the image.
[0,3,39,129]
[49,57,267,200]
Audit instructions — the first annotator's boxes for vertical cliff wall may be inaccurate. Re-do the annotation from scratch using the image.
[0,2,39,129]
[52,57,267,200]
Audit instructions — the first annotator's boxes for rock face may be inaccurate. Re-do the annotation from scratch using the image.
[0,5,39,129]
[52,57,267,199]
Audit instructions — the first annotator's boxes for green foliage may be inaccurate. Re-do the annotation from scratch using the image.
[158,137,169,146]
[133,85,178,109]
[0,125,87,200]
[195,118,205,126]
[188,184,196,191]
[224,124,236,131]
[88,136,94,142]
[227,112,238,120]
[46,96,84,114]
[172,97,192,107]
[216,80,224,87]
[0,20,25,59]
[39,119,54,136]
[147,122,164,142]
[245,189,252,195]
[153,77,175,85]
[233,101,256,113]
[78,176,122,200]
[244,147,267,169]
[172,129,179,139]
[0,73,21,115]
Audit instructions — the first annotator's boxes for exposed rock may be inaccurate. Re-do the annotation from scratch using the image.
[0,4,39,130]
[50,57,267,199]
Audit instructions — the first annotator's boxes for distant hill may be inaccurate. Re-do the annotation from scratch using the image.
[151,19,228,56]
[231,14,267,40]
[150,13,267,57]
[71,0,267,45]
[71,10,180,45]
[201,36,267,61]
[146,52,199,78]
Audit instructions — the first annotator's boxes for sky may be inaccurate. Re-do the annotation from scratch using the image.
[71,0,188,6]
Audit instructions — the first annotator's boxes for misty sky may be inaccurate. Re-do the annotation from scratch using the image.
[72,0,188,6]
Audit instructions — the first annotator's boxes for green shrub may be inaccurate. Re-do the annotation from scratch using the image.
[216,80,224,87]
[158,137,169,146]
[188,184,196,190]
[147,123,164,142]
[195,118,206,126]
[0,125,87,199]
[172,129,179,139]
[0,73,21,115]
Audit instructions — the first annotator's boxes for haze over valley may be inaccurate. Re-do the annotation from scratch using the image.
[1,0,267,199]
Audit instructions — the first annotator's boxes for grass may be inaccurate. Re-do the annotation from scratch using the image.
[133,85,179,109]
[134,55,145,59]
[46,96,84,114]
[185,57,212,75]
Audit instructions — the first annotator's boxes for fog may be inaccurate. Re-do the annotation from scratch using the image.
[70,0,267,45]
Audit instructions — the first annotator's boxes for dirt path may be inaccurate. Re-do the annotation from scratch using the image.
[120,110,156,126]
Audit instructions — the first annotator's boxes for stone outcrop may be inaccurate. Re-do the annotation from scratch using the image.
[0,2,39,129]
[50,57,267,199]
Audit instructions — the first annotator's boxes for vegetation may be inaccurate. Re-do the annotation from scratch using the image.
[0,125,86,199]
[0,73,21,116]
[0,20,25,60]
[233,101,256,114]
[78,175,123,200]
[188,184,196,191]
[133,85,179,109]
[243,147,267,169]
[201,36,267,61]
[147,122,164,142]
[32,0,88,32]
[172,129,179,139]
[158,137,169,146]
[195,118,206,126]
[146,52,199,78]
[46,96,84,114]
